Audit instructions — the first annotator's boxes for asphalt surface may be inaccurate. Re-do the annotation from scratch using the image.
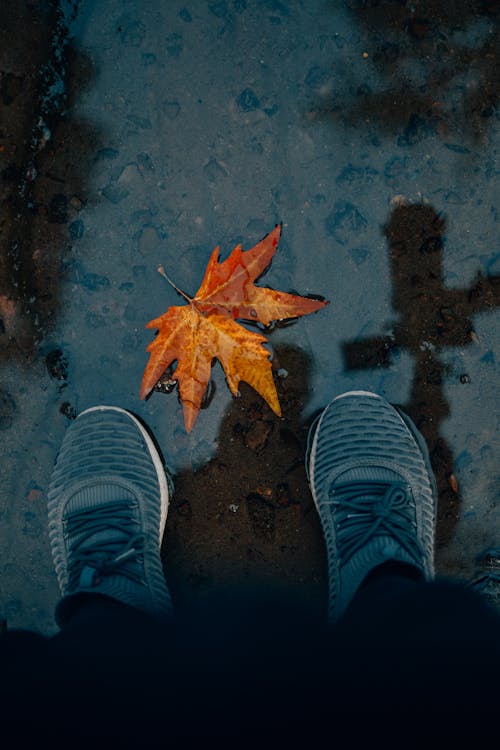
[0,0,498,633]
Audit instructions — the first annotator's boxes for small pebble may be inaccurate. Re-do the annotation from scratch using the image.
[25,163,37,181]
[69,195,83,211]
[59,402,77,420]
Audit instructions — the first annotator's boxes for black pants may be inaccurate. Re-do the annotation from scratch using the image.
[1,575,499,745]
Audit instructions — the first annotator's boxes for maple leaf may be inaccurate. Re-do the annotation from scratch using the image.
[140,224,328,431]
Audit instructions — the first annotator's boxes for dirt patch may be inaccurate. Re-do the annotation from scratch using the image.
[162,345,328,615]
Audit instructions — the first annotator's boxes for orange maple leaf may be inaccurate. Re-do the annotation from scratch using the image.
[140,224,328,431]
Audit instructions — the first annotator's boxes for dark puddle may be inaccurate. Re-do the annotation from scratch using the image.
[314,0,499,143]
[0,1,100,367]
[343,203,499,554]
[161,344,327,616]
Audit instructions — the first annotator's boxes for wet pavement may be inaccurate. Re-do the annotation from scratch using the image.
[0,0,498,633]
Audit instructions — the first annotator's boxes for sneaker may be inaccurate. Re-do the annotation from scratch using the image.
[306,391,436,622]
[48,406,172,625]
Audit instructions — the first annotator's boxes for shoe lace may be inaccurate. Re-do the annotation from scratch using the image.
[328,480,423,566]
[65,500,145,590]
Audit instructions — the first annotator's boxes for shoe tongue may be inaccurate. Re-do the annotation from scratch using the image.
[336,466,402,484]
[66,482,135,514]
[66,483,136,548]
[333,467,420,616]
[338,535,419,614]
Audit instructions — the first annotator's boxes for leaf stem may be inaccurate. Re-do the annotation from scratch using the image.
[157,265,192,302]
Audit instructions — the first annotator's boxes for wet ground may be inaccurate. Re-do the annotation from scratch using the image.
[0,0,498,633]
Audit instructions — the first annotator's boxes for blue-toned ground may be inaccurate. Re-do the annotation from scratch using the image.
[0,0,498,632]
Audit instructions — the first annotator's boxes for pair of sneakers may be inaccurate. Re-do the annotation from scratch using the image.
[48,391,438,624]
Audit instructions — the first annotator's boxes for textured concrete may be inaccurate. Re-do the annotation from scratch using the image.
[0,0,498,633]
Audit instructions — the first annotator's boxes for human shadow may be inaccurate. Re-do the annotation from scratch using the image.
[343,203,499,554]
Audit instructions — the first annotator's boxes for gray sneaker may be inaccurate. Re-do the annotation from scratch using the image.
[48,406,172,625]
[306,391,437,622]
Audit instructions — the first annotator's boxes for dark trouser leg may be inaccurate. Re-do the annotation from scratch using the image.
[0,595,177,743]
[1,591,298,741]
[0,627,48,731]
[323,570,500,742]
[2,579,500,742]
